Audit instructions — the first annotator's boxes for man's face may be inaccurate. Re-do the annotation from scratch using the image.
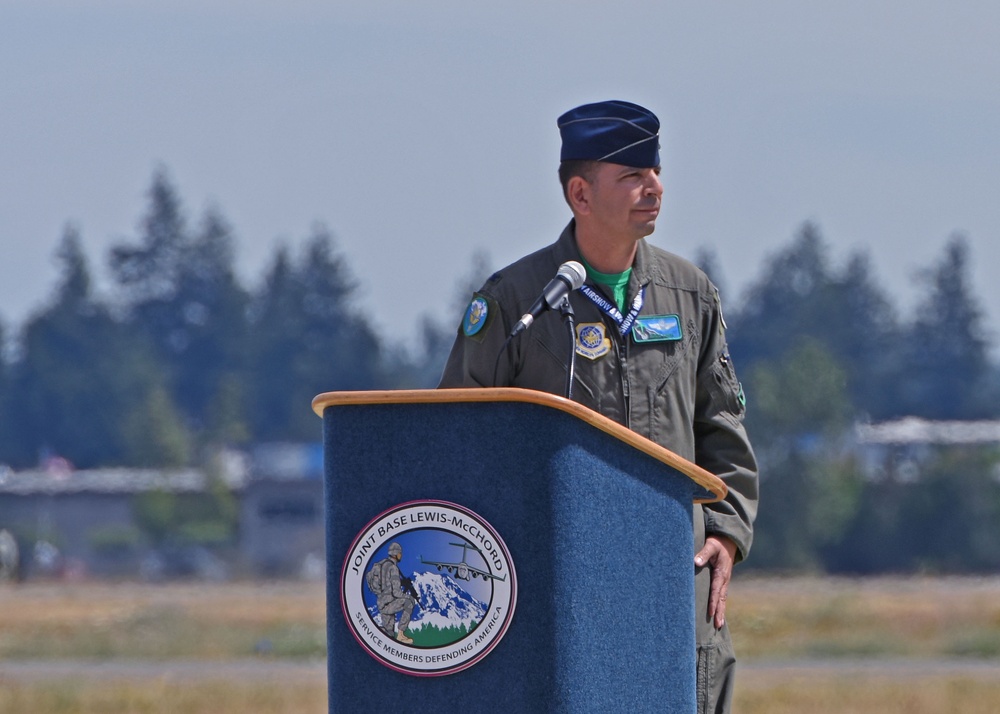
[584,162,663,242]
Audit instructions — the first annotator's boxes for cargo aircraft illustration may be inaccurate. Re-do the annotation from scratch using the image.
[420,541,507,582]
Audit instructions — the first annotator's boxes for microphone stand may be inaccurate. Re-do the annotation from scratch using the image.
[558,296,577,400]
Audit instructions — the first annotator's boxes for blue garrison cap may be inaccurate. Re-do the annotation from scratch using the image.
[557,100,660,168]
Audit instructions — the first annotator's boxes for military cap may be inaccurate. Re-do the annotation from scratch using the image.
[557,100,660,168]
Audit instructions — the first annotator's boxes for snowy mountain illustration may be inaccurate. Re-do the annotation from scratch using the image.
[367,570,488,641]
[409,570,488,632]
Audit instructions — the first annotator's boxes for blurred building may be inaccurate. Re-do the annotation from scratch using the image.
[855,418,1000,482]
[0,443,325,581]
[241,442,325,578]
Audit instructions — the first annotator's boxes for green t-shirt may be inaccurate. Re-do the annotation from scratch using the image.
[582,259,632,312]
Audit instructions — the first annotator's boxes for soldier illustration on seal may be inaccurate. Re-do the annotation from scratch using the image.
[365,541,420,644]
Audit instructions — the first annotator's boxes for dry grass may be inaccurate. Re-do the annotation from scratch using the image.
[736,673,1000,714]
[727,574,1000,659]
[0,679,326,714]
[6,576,999,660]
[2,672,997,714]
[0,581,327,660]
[2,577,999,713]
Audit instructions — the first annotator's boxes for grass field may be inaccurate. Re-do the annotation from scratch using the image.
[1,575,998,713]
[729,574,1000,659]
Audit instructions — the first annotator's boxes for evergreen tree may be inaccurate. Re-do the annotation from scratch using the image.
[826,252,901,418]
[5,227,161,467]
[109,168,188,309]
[897,234,995,419]
[109,171,251,441]
[730,221,833,367]
[170,208,251,435]
[742,338,861,570]
[729,222,901,419]
[122,385,193,468]
[247,226,385,440]
[246,244,298,438]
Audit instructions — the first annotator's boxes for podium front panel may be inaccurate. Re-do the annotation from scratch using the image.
[322,400,697,713]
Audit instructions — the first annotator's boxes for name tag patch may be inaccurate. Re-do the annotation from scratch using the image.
[575,322,611,360]
[631,314,682,343]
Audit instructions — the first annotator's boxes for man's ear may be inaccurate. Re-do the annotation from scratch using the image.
[566,175,591,215]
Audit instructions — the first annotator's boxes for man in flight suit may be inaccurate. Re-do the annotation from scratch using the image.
[438,100,758,713]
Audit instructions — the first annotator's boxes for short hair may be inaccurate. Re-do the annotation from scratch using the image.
[558,159,600,205]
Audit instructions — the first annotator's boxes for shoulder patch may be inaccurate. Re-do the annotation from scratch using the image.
[461,293,495,340]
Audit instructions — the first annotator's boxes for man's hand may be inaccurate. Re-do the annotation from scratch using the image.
[694,534,738,630]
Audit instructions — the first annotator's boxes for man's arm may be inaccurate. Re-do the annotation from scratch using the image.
[692,288,759,627]
[693,289,759,562]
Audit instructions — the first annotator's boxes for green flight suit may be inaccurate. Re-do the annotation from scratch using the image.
[438,221,758,714]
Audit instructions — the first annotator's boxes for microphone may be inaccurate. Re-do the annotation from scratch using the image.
[509,260,586,337]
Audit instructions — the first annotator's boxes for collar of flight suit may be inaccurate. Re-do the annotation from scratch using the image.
[557,219,661,298]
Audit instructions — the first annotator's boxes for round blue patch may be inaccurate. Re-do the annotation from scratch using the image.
[579,324,604,349]
[462,296,490,337]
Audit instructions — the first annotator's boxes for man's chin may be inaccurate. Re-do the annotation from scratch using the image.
[635,220,658,238]
[631,212,659,234]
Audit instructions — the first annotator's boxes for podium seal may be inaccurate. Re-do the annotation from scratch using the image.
[341,500,517,676]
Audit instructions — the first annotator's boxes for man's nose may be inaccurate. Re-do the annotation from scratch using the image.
[645,171,663,196]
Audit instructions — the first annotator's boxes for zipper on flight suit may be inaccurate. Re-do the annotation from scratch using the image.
[588,280,632,429]
[611,318,632,430]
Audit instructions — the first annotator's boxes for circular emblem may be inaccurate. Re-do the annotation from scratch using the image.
[575,322,611,360]
[462,296,489,337]
[341,500,517,676]
[579,324,603,348]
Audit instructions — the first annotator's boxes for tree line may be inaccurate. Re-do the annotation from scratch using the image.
[716,223,1000,574]
[1,170,998,573]
[0,170,450,470]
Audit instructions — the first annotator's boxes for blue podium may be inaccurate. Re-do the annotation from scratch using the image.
[312,388,725,713]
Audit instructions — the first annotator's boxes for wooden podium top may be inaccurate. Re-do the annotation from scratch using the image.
[313,387,726,504]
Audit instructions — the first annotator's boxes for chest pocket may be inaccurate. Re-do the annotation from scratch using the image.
[631,319,700,447]
[521,319,616,416]
[635,318,697,392]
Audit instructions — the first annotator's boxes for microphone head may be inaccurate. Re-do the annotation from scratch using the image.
[558,260,587,290]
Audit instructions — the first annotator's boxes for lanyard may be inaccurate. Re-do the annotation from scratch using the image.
[579,284,645,337]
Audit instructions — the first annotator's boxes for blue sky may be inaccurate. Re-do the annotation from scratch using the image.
[3,1,999,349]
